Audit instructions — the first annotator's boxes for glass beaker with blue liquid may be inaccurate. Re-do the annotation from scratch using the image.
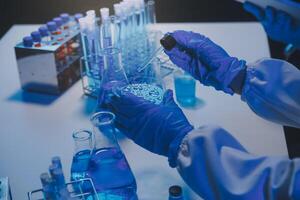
[174,70,196,107]
[90,111,137,199]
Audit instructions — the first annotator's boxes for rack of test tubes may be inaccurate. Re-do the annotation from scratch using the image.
[79,0,175,98]
[28,157,100,200]
[14,13,83,95]
[28,179,99,200]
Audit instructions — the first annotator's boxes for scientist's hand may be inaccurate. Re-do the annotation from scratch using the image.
[164,31,246,94]
[244,2,300,47]
[108,90,193,164]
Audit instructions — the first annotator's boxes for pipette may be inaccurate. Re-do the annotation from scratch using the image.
[137,34,177,72]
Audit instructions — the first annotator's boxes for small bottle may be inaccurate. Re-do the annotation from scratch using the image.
[40,173,56,200]
[74,13,83,22]
[31,31,42,47]
[22,36,33,47]
[38,26,51,46]
[169,185,185,200]
[73,13,84,31]
[47,21,59,42]
[53,17,64,33]
[60,13,70,35]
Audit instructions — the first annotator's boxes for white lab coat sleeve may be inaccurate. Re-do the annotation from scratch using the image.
[176,125,300,200]
[241,58,300,128]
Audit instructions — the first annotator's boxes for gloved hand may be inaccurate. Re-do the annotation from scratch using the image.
[164,31,247,95]
[108,89,194,167]
[244,2,300,47]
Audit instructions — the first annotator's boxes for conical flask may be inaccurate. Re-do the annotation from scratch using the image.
[98,47,129,107]
[89,111,138,199]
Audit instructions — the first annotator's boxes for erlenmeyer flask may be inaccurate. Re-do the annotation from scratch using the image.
[89,111,137,199]
[98,47,129,107]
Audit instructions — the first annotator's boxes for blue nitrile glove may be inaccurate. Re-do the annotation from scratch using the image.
[244,2,300,48]
[164,31,247,95]
[108,89,194,167]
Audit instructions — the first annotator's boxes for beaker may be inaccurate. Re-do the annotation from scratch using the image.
[71,130,93,182]
[174,69,196,107]
[89,111,137,198]
[98,47,129,106]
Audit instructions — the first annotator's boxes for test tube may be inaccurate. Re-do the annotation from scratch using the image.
[146,0,156,24]
[86,10,96,19]
[86,16,101,56]
[51,156,62,169]
[40,173,56,200]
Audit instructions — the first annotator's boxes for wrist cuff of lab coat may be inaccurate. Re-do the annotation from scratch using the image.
[229,66,247,95]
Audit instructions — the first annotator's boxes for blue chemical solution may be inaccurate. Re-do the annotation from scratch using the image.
[88,148,136,195]
[71,150,91,181]
[71,148,137,200]
[71,150,92,192]
[122,83,163,105]
[174,74,196,106]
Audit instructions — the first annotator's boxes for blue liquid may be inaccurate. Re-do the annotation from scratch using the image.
[89,148,136,192]
[71,148,137,199]
[174,74,196,106]
[71,150,91,181]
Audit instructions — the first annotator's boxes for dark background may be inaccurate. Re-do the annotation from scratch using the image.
[1,0,299,156]
[0,0,254,38]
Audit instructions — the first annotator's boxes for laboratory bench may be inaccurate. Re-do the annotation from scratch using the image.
[0,22,287,200]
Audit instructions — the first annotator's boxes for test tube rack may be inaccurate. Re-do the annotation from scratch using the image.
[14,31,82,95]
[28,178,100,200]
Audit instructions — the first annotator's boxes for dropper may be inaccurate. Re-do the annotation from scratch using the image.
[137,34,177,72]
